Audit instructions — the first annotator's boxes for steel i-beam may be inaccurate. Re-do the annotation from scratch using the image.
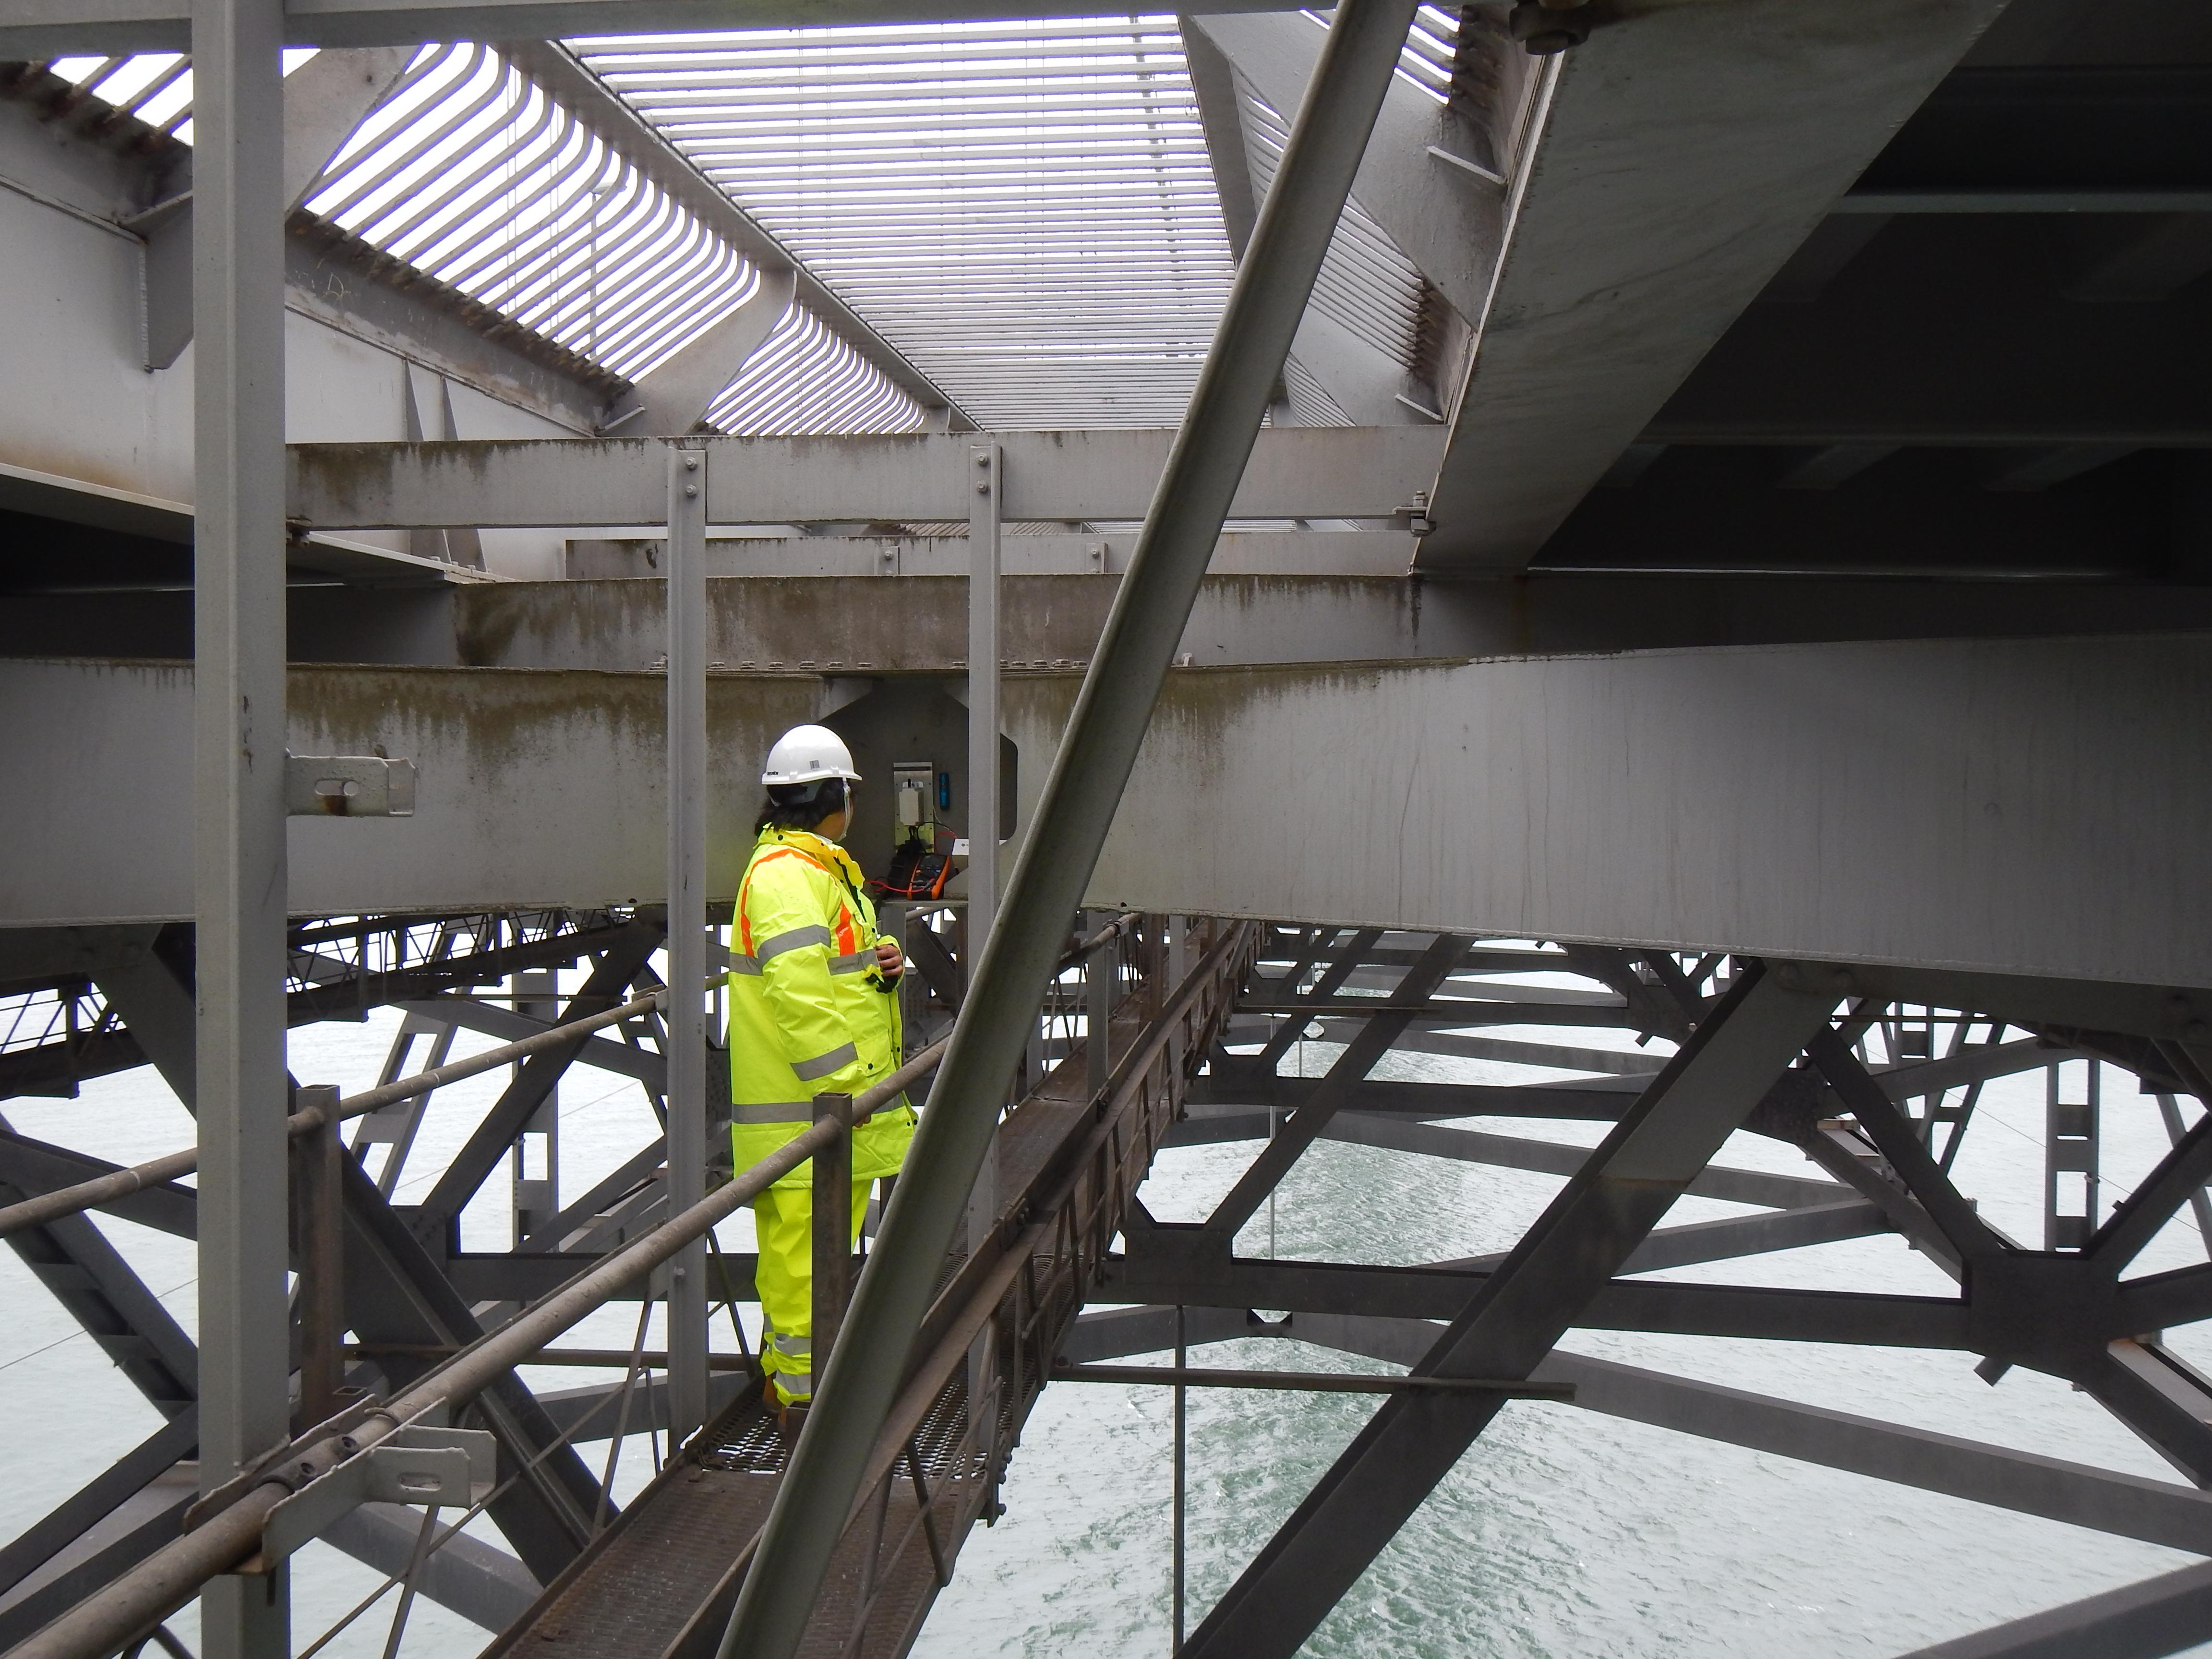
[191,0,291,1649]
[666,442,710,1440]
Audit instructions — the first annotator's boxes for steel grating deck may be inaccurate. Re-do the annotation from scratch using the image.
[473,926,1246,1659]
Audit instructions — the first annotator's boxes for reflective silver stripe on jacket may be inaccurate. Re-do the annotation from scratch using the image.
[728,955,762,976]
[731,1100,814,1124]
[771,1334,811,1357]
[828,950,875,975]
[756,924,833,963]
[791,1042,859,1082]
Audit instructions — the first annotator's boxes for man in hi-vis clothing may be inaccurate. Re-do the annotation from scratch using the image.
[728,724,914,1425]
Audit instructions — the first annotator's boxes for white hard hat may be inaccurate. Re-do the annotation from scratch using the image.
[762,724,861,787]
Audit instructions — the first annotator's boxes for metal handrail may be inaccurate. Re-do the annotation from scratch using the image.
[8,1034,948,1659]
[0,977,720,1240]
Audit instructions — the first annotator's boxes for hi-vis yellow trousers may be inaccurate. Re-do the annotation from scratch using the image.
[754,1178,872,1406]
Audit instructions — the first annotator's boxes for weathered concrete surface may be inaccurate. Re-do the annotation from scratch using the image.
[8,634,2210,989]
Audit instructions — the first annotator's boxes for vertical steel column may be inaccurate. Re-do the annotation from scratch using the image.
[716,1,1418,1653]
[509,971,561,1245]
[966,441,1002,963]
[194,0,289,1648]
[666,443,710,1442]
[1172,1302,1187,1654]
[2045,1058,2103,1250]
[290,1086,343,1431]
[965,440,1004,1467]
[1087,914,1114,1097]
[811,1093,854,1367]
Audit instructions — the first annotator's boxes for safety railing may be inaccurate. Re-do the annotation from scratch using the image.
[9,1030,950,1659]
[797,915,1255,1657]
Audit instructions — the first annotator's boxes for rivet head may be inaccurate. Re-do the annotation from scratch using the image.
[685,485,698,498]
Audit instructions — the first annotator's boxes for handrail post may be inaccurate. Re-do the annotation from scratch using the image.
[1086,913,1113,1098]
[289,1087,344,1431]
[812,1094,855,1372]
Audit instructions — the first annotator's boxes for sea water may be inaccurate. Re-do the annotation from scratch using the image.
[6,995,2212,1657]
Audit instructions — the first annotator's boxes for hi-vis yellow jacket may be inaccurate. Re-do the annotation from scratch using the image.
[727,827,915,1189]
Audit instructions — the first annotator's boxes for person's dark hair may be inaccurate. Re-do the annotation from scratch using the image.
[755,776,848,834]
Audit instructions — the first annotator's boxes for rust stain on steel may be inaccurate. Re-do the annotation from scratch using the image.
[286,663,817,776]
[289,438,658,524]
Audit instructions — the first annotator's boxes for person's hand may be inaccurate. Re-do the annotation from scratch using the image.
[875,938,905,978]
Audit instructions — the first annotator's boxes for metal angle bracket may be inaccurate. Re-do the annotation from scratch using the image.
[253,1416,495,1567]
[285,753,418,817]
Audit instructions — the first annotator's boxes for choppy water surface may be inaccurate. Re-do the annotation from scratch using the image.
[7,999,2212,1657]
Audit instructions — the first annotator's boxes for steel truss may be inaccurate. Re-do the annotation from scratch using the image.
[0,907,1222,1659]
[0,908,658,1645]
[15,909,2212,1656]
[1066,925,2212,1659]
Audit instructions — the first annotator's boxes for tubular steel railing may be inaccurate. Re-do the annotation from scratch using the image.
[470,915,1250,1659]
[9,1031,950,1659]
[784,916,1250,1658]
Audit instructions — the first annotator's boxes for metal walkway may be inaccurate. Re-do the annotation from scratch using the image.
[481,919,1254,1659]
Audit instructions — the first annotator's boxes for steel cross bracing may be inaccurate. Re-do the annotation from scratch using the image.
[0,910,1228,1657]
[0,908,669,1644]
[1049,926,2212,1659]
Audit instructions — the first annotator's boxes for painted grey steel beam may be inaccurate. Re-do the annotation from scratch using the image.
[1544,1348,2212,1564]
[460,565,2212,672]
[665,442,709,1441]
[190,0,293,1650]
[1416,0,2007,571]
[0,1414,199,1613]
[1200,932,1465,1241]
[2081,1339,2212,1489]
[1890,1561,2212,1659]
[1316,1113,1851,1211]
[1284,307,1430,428]
[501,43,966,430]
[391,999,665,1088]
[1177,16,1424,428]
[1078,1305,2212,1565]
[1190,9,1509,326]
[15,632,2212,989]
[609,270,794,439]
[1179,15,1260,263]
[144,46,415,371]
[0,0,1308,55]
[0,1132,200,1239]
[336,1157,606,1577]
[565,529,1417,580]
[1099,1251,1954,1345]
[968,440,1002,957]
[286,426,1445,528]
[718,0,1420,1651]
[1182,966,1838,1658]
[408,925,664,1236]
[0,1180,199,1416]
[321,1504,539,1633]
